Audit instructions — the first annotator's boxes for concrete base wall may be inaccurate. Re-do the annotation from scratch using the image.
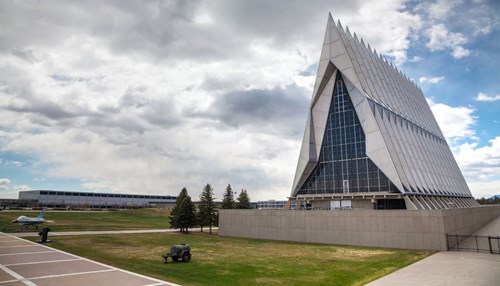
[219,206,500,251]
[352,199,374,209]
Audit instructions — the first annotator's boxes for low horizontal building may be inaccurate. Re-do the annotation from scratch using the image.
[19,190,176,208]
[257,200,287,209]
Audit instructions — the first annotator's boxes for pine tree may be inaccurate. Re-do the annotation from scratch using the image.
[177,195,197,233]
[169,187,196,233]
[169,187,187,231]
[221,184,235,209]
[199,183,217,234]
[236,189,253,209]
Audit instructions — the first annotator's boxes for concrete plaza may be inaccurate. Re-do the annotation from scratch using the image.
[367,215,500,286]
[0,232,177,286]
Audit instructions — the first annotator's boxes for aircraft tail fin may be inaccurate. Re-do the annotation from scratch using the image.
[37,207,46,219]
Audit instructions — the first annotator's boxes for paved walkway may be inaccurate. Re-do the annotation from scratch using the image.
[0,232,178,286]
[12,229,181,238]
[367,215,500,286]
[12,227,217,238]
[366,251,500,286]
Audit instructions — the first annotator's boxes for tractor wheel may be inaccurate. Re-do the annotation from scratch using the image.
[182,254,191,262]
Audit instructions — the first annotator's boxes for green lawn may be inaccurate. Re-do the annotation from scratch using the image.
[6,209,432,285]
[0,208,170,232]
[29,232,432,286]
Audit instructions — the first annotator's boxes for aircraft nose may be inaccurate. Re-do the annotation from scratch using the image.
[11,219,18,223]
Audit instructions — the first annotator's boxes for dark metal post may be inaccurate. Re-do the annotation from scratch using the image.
[456,234,459,251]
[488,236,492,254]
[475,235,479,253]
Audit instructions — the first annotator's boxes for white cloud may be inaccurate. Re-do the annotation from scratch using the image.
[12,185,30,192]
[419,76,445,84]
[426,23,470,59]
[455,138,500,179]
[452,137,500,198]
[414,0,498,60]
[0,160,24,167]
[475,92,500,102]
[0,178,29,198]
[346,0,422,65]
[428,99,476,141]
[451,46,471,59]
[408,56,421,62]
[427,0,461,20]
[428,99,500,198]
[468,180,500,199]
[465,1,498,36]
[426,100,499,199]
[0,178,11,189]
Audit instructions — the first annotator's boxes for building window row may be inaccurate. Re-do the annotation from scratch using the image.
[38,191,174,200]
[298,73,397,196]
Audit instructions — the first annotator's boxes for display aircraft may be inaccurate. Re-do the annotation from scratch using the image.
[11,208,46,229]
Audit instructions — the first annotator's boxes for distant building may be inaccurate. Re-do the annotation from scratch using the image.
[257,200,287,209]
[0,198,34,208]
[290,14,478,210]
[19,190,176,208]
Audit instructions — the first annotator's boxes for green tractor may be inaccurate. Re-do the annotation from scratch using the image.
[162,243,191,263]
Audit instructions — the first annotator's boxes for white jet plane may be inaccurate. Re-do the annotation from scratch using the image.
[11,208,46,230]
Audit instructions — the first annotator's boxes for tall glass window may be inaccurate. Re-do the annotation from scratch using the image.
[297,73,398,195]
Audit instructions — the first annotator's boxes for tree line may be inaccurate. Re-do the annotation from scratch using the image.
[168,184,253,234]
[476,196,500,205]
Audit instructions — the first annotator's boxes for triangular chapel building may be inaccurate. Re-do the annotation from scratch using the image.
[290,14,479,210]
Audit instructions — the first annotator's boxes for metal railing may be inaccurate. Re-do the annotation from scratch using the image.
[447,234,500,254]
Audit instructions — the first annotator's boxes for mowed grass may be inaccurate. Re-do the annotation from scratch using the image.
[29,232,432,286]
[0,208,170,232]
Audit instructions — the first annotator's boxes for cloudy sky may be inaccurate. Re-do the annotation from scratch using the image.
[0,0,499,201]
